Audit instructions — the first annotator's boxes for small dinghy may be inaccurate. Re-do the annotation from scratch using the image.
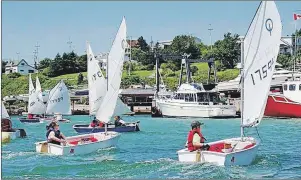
[19,75,46,123]
[73,23,138,133]
[35,132,120,155]
[73,121,140,133]
[2,102,27,143]
[177,1,281,166]
[42,80,72,123]
[35,16,127,156]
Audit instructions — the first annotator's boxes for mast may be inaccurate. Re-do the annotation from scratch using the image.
[240,38,244,139]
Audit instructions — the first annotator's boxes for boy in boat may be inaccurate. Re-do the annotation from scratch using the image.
[46,122,67,146]
[186,121,210,152]
[114,116,126,127]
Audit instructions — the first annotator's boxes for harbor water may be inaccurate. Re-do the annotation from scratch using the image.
[2,115,301,179]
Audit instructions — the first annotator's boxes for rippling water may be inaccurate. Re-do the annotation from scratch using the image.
[2,115,301,179]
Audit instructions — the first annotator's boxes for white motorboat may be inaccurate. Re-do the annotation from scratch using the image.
[157,83,237,118]
[35,132,120,155]
[178,1,282,166]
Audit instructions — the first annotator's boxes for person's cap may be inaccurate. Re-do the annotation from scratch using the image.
[191,121,204,128]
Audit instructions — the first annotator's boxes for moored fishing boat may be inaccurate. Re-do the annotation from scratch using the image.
[178,1,282,166]
[264,80,301,118]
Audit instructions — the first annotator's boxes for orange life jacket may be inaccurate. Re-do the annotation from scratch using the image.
[187,129,205,151]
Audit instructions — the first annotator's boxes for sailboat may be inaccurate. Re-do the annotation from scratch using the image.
[19,74,46,123]
[35,17,127,155]
[42,80,72,123]
[2,102,27,143]
[177,1,282,166]
[73,38,139,134]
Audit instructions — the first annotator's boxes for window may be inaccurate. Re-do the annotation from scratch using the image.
[283,84,287,91]
[299,84,301,91]
[28,70,34,73]
[289,84,296,91]
[20,70,24,72]
[21,63,25,65]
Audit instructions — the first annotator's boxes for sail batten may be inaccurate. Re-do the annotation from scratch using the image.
[242,1,282,127]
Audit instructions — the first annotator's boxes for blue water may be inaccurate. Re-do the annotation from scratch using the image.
[2,115,301,179]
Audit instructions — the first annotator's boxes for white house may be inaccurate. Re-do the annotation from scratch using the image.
[157,37,202,49]
[5,59,38,75]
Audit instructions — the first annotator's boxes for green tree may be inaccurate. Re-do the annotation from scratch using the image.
[48,53,64,77]
[131,48,150,65]
[277,54,293,68]
[190,65,198,76]
[38,58,52,70]
[171,35,201,59]
[137,36,149,52]
[212,32,240,69]
[76,54,87,72]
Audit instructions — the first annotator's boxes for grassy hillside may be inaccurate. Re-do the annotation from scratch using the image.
[1,63,239,97]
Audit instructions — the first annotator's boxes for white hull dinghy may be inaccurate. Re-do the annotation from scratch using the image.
[178,137,259,166]
[177,1,282,166]
[35,132,120,155]
[44,80,72,123]
[19,74,46,123]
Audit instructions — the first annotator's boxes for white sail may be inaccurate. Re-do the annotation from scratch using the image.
[1,102,10,119]
[96,17,127,123]
[113,98,132,116]
[242,1,281,127]
[35,76,44,102]
[28,74,46,114]
[87,42,107,115]
[46,80,72,115]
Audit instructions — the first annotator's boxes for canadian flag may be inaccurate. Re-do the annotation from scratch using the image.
[294,13,301,20]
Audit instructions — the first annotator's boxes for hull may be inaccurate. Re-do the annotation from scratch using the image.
[1,130,21,143]
[41,118,71,123]
[177,137,259,166]
[35,132,120,155]
[73,122,140,134]
[158,101,237,118]
[19,118,41,123]
[264,94,301,118]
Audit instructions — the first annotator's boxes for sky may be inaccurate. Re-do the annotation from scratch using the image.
[2,1,301,66]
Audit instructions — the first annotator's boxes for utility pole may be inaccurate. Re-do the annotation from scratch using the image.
[208,24,213,50]
[33,49,38,69]
[35,42,40,66]
[67,37,73,52]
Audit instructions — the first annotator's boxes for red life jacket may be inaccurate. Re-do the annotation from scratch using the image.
[90,122,97,127]
[98,122,104,127]
[187,129,205,151]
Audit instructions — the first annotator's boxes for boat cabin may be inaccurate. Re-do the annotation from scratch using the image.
[282,80,301,103]
[171,83,225,105]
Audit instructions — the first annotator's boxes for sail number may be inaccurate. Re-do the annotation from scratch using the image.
[92,71,102,81]
[250,58,274,85]
[50,97,63,103]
